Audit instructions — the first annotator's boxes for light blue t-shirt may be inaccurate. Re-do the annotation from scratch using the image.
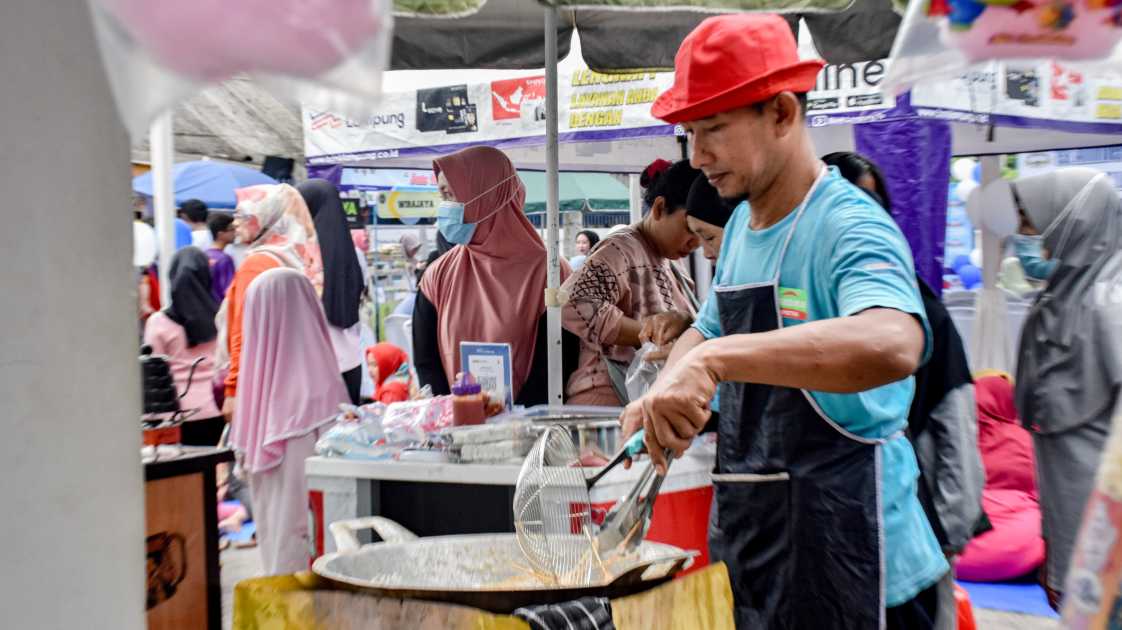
[696,167,948,607]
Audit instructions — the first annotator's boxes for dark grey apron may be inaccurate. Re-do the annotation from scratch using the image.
[709,172,887,629]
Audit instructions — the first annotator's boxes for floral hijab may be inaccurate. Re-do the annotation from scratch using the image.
[234,183,323,293]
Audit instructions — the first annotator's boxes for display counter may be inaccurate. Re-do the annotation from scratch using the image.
[143,446,234,630]
[306,446,715,569]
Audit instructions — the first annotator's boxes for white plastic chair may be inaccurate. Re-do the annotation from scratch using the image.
[941,289,978,308]
[383,314,414,366]
[401,318,414,366]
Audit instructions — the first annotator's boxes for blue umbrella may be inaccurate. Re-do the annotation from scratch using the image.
[133,160,278,209]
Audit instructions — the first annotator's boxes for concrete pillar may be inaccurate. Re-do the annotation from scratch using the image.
[0,2,145,629]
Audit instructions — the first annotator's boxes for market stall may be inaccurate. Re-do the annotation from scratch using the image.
[307,402,716,565]
[306,442,715,566]
[297,12,1122,601]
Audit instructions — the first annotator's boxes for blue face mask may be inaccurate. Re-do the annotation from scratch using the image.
[436,200,475,245]
[435,174,519,246]
[1011,234,1057,281]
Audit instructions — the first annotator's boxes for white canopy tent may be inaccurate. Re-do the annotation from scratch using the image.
[158,1,1122,394]
[307,16,1122,388]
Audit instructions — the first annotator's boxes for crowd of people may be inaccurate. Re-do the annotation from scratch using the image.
[131,13,1122,628]
[139,180,393,571]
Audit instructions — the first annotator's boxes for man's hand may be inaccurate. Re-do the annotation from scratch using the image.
[222,396,236,423]
[639,344,717,474]
[618,402,645,469]
[639,311,693,348]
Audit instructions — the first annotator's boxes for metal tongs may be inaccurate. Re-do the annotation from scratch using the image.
[595,431,674,555]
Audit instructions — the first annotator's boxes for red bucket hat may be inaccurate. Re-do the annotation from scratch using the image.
[652,14,825,124]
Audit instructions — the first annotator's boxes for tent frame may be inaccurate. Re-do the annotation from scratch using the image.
[544,6,564,404]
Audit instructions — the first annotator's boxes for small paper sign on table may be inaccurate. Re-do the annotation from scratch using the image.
[460,342,513,411]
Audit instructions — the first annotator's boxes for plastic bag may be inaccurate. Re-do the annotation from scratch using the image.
[938,0,1121,64]
[89,0,393,138]
[626,343,664,403]
[884,0,1122,93]
[381,396,454,445]
[315,404,394,460]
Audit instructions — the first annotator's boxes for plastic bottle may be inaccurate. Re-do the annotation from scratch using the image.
[452,372,486,427]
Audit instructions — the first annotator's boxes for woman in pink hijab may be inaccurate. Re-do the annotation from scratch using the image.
[414,146,569,405]
[229,267,348,575]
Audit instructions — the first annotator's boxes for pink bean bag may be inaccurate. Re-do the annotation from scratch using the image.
[956,489,1045,581]
[218,501,242,523]
[975,374,1037,498]
[955,374,1045,581]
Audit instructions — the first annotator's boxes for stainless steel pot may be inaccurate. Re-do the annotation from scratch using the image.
[530,418,622,456]
[312,516,696,613]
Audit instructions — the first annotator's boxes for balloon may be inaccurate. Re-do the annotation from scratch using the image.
[947,0,986,29]
[958,264,982,289]
[952,158,979,183]
[956,179,979,202]
[952,254,973,273]
[133,221,157,267]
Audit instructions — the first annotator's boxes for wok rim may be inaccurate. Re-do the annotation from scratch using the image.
[311,532,697,594]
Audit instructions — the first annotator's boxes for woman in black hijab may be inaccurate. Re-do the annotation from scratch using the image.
[166,247,219,347]
[143,247,224,445]
[685,174,736,263]
[298,179,366,404]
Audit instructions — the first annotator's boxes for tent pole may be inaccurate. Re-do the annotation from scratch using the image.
[150,111,176,307]
[971,154,1011,372]
[629,174,642,224]
[978,156,1003,289]
[545,6,563,405]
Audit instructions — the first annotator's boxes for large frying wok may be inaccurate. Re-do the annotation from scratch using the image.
[312,516,698,613]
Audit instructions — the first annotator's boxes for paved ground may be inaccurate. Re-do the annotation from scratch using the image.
[220,547,261,630]
[219,547,1058,629]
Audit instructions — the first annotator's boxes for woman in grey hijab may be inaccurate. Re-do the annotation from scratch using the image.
[1012,166,1122,607]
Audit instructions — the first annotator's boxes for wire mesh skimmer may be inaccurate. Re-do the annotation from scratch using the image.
[513,425,599,586]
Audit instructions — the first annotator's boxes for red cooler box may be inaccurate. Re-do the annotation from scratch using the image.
[588,449,715,572]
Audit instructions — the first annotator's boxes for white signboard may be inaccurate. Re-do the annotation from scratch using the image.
[912,60,1122,131]
[304,61,899,166]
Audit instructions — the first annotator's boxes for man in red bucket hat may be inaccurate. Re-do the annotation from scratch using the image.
[623,14,949,630]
